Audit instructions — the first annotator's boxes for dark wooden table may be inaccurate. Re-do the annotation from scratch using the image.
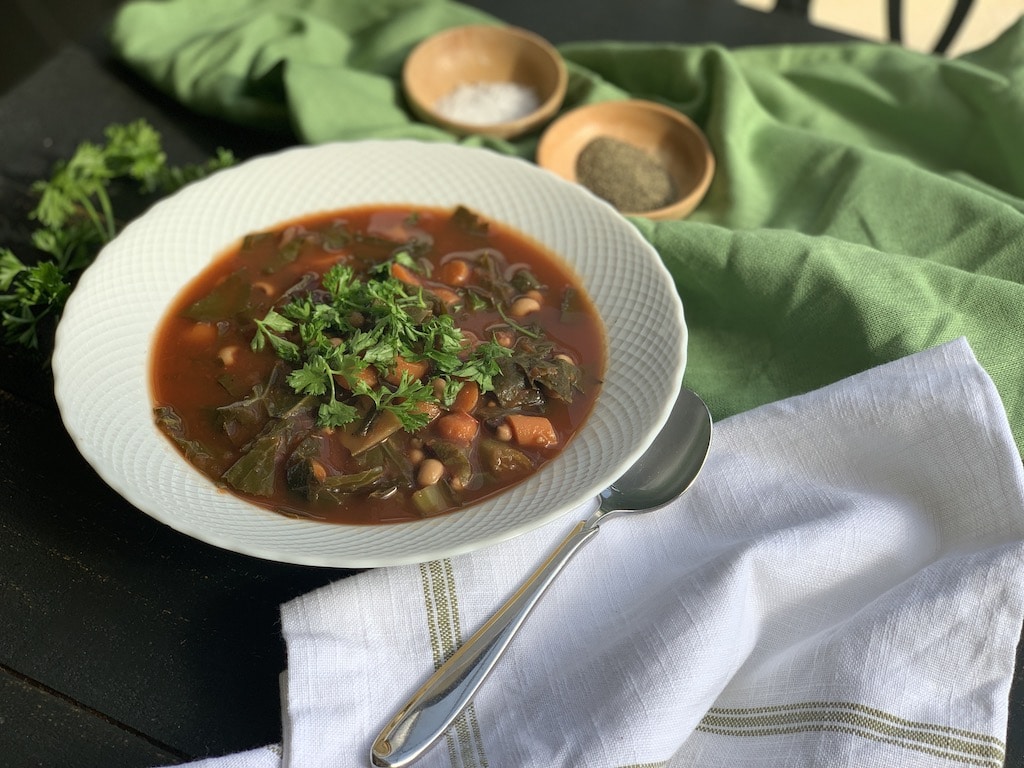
[2,3,1019,767]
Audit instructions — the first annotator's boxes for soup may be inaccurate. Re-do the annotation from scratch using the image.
[151,205,605,524]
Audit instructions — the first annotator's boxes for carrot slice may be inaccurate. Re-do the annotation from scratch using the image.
[450,380,480,413]
[386,355,431,386]
[390,262,422,286]
[427,285,461,306]
[435,411,479,445]
[336,365,378,391]
[505,414,558,448]
[410,399,442,423]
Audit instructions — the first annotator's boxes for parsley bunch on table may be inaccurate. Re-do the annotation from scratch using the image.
[0,119,235,352]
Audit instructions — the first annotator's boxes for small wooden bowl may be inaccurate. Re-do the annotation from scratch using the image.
[536,100,715,220]
[403,24,567,140]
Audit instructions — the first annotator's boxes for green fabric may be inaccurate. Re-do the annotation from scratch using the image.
[110,1,1024,452]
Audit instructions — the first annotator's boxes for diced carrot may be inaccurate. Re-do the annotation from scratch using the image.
[390,262,422,286]
[336,365,378,391]
[411,399,442,423]
[428,285,462,306]
[505,414,558,448]
[439,259,472,286]
[435,411,480,445]
[450,380,480,414]
[386,355,431,386]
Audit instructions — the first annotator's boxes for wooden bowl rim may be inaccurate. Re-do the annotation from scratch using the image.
[536,99,716,219]
[402,24,568,140]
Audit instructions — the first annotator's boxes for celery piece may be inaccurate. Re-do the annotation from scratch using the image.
[411,481,457,517]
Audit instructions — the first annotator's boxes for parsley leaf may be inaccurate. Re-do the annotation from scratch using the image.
[454,340,515,391]
[318,399,360,429]
[251,309,300,361]
[355,372,435,432]
[286,348,367,429]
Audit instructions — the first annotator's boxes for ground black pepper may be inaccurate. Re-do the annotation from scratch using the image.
[575,136,678,213]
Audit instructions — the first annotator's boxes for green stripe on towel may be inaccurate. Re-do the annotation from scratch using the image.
[420,559,489,768]
[697,702,1005,767]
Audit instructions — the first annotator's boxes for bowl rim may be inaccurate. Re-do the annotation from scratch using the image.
[402,23,568,139]
[536,98,716,219]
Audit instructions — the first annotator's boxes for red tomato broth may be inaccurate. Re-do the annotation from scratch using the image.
[150,205,605,524]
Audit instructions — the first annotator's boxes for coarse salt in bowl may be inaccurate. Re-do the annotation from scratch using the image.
[403,24,568,139]
[434,82,540,126]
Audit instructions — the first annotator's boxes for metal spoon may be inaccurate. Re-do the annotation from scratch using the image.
[370,386,713,768]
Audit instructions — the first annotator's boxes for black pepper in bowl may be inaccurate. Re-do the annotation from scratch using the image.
[575,136,678,213]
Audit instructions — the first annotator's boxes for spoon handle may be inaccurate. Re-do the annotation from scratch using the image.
[370,517,600,767]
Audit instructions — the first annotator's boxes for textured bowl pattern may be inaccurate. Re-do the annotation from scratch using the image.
[52,141,686,567]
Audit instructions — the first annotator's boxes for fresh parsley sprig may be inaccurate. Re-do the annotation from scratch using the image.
[354,372,436,432]
[0,119,236,352]
[287,344,366,428]
[251,309,300,362]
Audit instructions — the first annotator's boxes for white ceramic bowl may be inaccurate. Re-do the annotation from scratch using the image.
[52,141,686,568]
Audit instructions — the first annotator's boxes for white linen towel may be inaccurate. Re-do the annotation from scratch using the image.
[164,337,1024,768]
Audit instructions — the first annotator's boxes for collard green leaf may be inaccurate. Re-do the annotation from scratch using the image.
[451,205,489,236]
[220,394,318,496]
[222,434,281,496]
[216,363,298,439]
[525,356,581,402]
[479,438,533,476]
[510,339,581,403]
[183,271,252,321]
[492,357,544,409]
[154,405,215,470]
[285,434,387,503]
[311,467,385,503]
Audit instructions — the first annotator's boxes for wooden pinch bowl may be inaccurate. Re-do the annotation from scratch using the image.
[403,24,567,139]
[536,99,716,220]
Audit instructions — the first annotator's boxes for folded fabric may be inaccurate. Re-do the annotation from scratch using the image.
[109,1,1024,456]
[108,0,496,136]
[158,337,1024,768]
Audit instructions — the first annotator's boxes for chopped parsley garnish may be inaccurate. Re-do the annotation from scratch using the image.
[251,258,513,430]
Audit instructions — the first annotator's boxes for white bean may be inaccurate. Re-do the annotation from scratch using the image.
[417,458,445,487]
[217,345,240,366]
[509,296,541,318]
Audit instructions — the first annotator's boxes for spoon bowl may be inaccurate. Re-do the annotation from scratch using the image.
[598,385,713,520]
[372,386,713,767]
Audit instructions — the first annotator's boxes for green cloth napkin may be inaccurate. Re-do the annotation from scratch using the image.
[110,0,1024,452]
